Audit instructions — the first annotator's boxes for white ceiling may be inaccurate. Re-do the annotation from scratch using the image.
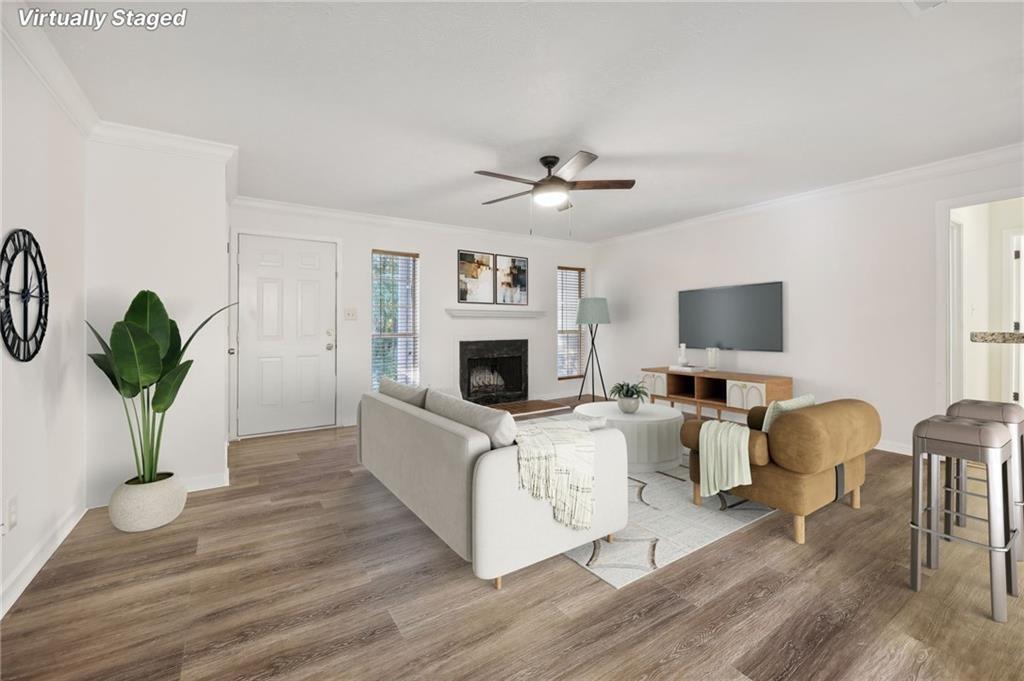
[41,2,1023,241]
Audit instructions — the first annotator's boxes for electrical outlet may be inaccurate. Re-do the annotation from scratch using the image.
[343,307,358,321]
[7,496,18,530]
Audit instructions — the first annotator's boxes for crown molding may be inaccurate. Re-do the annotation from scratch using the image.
[2,3,98,135]
[90,121,239,165]
[232,196,591,248]
[598,142,1024,245]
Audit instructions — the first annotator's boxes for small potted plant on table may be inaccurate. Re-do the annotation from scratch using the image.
[87,291,232,532]
[609,381,649,414]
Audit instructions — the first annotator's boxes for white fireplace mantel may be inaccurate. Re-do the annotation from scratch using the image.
[445,308,547,319]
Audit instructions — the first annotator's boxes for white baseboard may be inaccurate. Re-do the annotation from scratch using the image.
[180,470,230,493]
[2,503,87,618]
[877,440,911,456]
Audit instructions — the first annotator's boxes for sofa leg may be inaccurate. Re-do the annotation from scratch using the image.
[494,576,502,590]
[794,515,806,544]
[851,486,861,509]
[693,482,702,507]
[606,534,613,543]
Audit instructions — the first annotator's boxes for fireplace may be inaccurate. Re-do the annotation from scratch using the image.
[459,339,528,405]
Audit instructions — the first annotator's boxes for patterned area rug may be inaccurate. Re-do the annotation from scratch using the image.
[564,462,774,588]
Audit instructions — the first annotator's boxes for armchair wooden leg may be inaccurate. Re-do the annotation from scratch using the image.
[793,515,806,545]
[494,576,502,590]
[851,487,861,509]
[606,534,613,543]
[693,482,702,507]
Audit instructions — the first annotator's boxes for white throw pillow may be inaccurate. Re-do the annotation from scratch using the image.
[424,389,516,448]
[379,377,428,409]
[762,393,816,433]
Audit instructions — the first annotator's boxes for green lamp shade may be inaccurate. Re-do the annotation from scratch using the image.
[576,297,610,325]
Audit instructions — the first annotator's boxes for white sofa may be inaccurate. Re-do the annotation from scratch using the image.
[358,391,628,586]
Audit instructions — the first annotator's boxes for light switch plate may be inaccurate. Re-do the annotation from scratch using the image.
[343,307,358,321]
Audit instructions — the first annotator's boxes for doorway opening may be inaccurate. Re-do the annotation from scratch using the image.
[949,196,1024,403]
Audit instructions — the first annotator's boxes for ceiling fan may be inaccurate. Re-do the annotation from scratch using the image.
[476,151,635,211]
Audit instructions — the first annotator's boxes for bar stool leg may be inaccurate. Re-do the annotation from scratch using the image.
[927,453,940,570]
[944,456,954,540]
[911,442,925,591]
[1009,432,1024,555]
[1003,459,1020,597]
[956,458,968,528]
[986,458,1009,623]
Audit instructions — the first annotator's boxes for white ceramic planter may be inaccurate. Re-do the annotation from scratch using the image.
[109,472,187,532]
[617,397,640,414]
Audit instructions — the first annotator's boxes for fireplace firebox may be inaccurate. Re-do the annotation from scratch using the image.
[459,339,528,404]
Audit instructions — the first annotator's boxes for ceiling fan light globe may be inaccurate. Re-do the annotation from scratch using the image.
[532,186,569,207]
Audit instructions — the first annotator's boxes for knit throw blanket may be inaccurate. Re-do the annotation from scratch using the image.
[698,420,752,497]
[515,421,595,530]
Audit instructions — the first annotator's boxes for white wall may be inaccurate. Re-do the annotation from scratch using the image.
[953,202,993,399]
[84,130,235,506]
[592,147,1023,454]
[230,199,593,429]
[1,36,87,612]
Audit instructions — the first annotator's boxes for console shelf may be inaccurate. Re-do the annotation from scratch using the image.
[641,366,793,418]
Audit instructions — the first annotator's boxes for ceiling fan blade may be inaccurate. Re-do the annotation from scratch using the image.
[557,201,573,212]
[568,179,636,190]
[481,189,532,205]
[474,170,537,186]
[554,151,598,180]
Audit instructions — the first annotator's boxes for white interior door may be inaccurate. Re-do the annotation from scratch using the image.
[237,234,337,436]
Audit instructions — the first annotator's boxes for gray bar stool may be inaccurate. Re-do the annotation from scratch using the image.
[911,415,1019,622]
[946,400,1024,556]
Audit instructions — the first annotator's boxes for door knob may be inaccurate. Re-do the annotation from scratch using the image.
[326,342,335,351]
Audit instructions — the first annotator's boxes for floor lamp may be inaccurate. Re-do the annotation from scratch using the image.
[576,297,610,403]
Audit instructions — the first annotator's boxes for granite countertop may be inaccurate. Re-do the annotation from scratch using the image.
[970,332,1024,344]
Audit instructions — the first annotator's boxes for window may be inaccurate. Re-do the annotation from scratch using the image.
[557,266,585,379]
[371,250,420,390]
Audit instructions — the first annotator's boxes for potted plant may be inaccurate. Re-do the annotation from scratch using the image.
[609,381,649,414]
[87,291,233,532]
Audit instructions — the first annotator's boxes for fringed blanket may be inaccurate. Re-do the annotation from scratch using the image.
[516,421,595,530]
[698,420,751,497]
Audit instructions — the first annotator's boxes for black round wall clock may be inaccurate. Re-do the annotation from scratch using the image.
[0,229,50,362]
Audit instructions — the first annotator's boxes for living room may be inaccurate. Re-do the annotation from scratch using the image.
[3,2,1024,679]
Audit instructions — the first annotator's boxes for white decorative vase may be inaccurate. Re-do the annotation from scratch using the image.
[706,347,720,371]
[109,472,187,532]
[617,397,640,414]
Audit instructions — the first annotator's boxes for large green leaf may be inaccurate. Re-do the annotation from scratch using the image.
[152,360,192,413]
[125,291,171,357]
[89,353,139,398]
[110,321,163,388]
[86,321,138,397]
[162,320,181,377]
[179,302,237,359]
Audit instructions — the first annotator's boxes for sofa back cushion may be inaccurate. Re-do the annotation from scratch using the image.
[379,377,428,408]
[768,399,881,474]
[425,389,516,449]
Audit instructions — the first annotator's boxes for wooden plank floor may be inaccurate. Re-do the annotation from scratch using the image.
[3,406,1024,679]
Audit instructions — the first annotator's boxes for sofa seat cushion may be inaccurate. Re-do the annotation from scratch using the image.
[379,377,428,408]
[425,389,516,448]
[681,418,769,466]
[688,451,866,516]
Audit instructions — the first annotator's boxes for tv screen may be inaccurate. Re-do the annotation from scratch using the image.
[678,282,783,352]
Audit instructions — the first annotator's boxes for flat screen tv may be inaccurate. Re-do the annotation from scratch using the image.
[678,282,783,352]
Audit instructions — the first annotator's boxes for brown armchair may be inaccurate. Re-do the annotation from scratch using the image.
[681,399,881,544]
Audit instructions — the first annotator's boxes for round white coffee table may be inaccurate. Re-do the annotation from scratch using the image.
[574,401,684,473]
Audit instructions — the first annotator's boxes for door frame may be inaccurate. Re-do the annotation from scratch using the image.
[228,229,344,440]
[937,186,1024,409]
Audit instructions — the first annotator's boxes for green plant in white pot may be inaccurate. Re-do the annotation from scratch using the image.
[87,291,233,532]
[609,381,649,414]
